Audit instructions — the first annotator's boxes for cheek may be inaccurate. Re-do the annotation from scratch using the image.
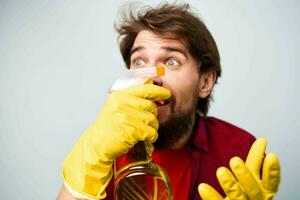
[163,70,200,107]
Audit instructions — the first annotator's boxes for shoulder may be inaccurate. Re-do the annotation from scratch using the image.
[202,116,256,160]
[204,116,255,139]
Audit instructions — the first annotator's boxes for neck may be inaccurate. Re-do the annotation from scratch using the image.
[169,114,197,149]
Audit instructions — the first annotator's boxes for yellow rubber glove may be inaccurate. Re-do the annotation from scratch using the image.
[62,84,171,200]
[198,138,281,200]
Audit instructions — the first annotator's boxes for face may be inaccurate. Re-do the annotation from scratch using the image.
[130,30,201,123]
[130,30,202,148]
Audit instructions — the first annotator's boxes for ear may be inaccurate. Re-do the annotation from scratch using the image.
[198,71,217,98]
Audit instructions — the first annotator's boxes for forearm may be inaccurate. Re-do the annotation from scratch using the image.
[57,185,78,200]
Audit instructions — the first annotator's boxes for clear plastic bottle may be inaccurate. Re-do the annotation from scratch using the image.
[112,65,173,200]
[110,65,165,92]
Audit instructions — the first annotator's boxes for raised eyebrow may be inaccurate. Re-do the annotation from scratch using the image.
[130,46,145,57]
[161,46,188,60]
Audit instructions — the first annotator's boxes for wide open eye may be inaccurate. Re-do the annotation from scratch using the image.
[133,59,146,67]
[165,58,180,67]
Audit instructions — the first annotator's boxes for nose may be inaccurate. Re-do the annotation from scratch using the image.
[141,62,164,86]
[152,76,163,86]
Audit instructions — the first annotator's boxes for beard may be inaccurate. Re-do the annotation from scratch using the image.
[153,95,198,149]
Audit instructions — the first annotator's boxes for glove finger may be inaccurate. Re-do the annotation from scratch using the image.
[216,167,247,200]
[245,138,267,178]
[119,84,171,101]
[117,104,159,130]
[109,92,159,116]
[230,157,263,199]
[93,120,157,160]
[198,183,224,200]
[120,116,158,143]
[262,153,281,192]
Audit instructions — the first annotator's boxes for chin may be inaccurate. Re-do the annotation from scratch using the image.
[157,107,171,124]
[157,115,168,124]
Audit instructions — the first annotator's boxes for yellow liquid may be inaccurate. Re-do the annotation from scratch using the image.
[114,161,173,200]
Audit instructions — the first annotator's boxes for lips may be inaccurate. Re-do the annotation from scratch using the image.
[155,99,170,107]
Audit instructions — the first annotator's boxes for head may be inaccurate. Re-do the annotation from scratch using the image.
[115,3,221,148]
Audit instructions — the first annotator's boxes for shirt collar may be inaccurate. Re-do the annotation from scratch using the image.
[191,115,208,152]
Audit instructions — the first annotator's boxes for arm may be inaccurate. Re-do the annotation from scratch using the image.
[57,185,77,200]
[59,85,170,199]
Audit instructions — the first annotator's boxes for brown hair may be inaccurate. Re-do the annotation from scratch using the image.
[115,3,221,117]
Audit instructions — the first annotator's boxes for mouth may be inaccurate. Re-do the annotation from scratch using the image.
[155,99,170,107]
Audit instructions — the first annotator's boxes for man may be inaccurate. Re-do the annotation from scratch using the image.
[57,3,280,200]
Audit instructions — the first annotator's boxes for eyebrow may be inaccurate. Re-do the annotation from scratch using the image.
[130,46,144,57]
[161,46,188,59]
[130,46,188,59]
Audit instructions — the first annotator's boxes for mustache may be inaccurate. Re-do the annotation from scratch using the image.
[167,93,176,112]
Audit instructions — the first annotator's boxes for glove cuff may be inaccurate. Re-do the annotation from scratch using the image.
[64,182,98,200]
[62,168,113,200]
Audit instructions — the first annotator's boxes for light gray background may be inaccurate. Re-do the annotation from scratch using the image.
[0,0,299,199]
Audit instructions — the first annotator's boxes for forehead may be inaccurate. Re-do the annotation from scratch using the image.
[132,30,188,52]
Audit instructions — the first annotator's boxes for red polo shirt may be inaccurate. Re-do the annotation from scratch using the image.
[105,116,256,199]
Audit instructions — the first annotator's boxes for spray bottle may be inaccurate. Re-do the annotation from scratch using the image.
[111,65,173,200]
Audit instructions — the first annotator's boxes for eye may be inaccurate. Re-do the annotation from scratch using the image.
[165,58,180,67]
[133,59,145,67]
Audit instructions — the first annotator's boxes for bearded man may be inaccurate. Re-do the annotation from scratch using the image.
[57,3,280,200]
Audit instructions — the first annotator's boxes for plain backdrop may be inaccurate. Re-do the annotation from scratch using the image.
[0,0,299,199]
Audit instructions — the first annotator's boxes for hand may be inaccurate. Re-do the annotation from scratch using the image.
[62,84,170,199]
[198,138,281,200]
